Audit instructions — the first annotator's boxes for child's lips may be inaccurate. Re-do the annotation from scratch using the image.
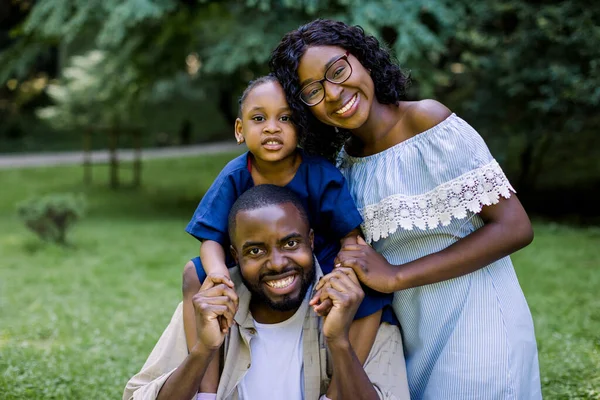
[262,137,284,150]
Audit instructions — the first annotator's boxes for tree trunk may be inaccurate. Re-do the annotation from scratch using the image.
[218,87,236,123]
[516,140,534,192]
[133,128,142,187]
[83,128,92,185]
[108,128,119,189]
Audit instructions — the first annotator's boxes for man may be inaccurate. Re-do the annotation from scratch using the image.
[123,185,409,400]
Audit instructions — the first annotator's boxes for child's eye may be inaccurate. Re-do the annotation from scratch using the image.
[252,115,265,122]
[280,115,291,122]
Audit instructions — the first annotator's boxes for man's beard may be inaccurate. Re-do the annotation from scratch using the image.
[241,260,315,312]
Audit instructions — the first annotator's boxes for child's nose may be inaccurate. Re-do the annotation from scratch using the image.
[263,119,282,133]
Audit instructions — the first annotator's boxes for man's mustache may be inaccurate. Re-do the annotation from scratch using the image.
[259,266,303,280]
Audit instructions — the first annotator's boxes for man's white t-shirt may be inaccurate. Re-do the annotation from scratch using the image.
[237,293,310,400]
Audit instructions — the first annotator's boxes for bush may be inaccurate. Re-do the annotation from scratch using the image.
[17,193,86,245]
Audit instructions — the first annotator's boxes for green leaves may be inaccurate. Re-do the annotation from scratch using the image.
[16,193,86,245]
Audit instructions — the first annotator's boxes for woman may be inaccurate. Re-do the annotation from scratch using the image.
[270,19,542,400]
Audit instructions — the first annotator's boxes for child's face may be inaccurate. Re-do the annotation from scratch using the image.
[235,81,298,164]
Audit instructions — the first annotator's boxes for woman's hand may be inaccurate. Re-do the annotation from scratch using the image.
[335,236,398,293]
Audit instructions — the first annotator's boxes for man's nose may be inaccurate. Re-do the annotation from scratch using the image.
[267,248,287,271]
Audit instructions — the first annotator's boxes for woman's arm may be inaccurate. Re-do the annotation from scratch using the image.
[337,194,533,293]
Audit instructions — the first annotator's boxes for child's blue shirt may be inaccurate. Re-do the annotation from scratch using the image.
[186,150,394,321]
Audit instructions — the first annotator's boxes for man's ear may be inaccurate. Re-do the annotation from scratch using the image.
[230,245,239,264]
[309,229,314,251]
[234,118,245,144]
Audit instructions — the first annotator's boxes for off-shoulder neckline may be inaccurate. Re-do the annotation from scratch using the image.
[340,113,458,164]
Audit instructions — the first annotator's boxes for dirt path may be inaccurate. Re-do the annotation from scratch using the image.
[0,142,241,169]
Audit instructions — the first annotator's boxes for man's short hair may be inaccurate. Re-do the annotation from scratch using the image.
[228,185,309,242]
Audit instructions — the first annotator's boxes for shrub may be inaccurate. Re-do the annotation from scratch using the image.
[17,193,86,245]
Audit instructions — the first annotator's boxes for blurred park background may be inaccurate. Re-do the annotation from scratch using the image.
[0,0,598,399]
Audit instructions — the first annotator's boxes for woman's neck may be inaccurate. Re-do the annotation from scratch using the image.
[250,151,302,186]
[349,101,408,157]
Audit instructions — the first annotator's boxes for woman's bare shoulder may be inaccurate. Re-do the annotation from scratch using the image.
[401,99,452,137]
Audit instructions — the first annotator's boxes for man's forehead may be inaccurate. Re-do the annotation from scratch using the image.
[233,203,308,239]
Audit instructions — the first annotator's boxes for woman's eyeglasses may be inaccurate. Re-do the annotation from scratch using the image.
[299,52,352,107]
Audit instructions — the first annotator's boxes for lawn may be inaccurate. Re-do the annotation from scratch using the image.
[0,153,599,399]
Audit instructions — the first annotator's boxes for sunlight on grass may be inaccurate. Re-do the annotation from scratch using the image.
[0,152,598,399]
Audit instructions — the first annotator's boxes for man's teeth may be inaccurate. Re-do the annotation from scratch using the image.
[335,94,357,114]
[266,275,295,289]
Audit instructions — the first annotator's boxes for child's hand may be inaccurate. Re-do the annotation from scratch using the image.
[335,236,398,293]
[310,287,333,316]
[205,273,235,331]
[206,272,233,286]
[192,275,239,351]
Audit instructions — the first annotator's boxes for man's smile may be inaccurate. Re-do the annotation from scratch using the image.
[265,274,296,289]
[262,271,300,295]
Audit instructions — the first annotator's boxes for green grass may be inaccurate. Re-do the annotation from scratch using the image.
[0,154,599,399]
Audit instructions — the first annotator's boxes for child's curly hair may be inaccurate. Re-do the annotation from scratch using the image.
[269,19,409,162]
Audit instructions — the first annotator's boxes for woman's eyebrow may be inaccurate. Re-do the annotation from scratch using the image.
[299,53,345,88]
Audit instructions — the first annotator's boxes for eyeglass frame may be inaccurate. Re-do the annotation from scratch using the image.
[298,51,353,107]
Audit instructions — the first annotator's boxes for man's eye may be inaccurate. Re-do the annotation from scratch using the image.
[248,248,262,255]
[284,240,298,248]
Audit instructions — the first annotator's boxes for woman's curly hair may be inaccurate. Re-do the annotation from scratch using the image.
[269,19,409,162]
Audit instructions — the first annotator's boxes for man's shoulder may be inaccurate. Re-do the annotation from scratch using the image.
[230,267,243,288]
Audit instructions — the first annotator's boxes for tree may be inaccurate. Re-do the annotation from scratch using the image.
[0,0,457,122]
[2,0,597,203]
[439,0,600,193]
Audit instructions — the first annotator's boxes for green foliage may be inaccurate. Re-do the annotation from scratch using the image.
[17,193,86,245]
[1,0,453,125]
[1,0,598,192]
[444,0,600,189]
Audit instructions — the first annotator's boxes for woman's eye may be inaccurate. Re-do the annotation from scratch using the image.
[332,66,345,78]
[304,86,322,100]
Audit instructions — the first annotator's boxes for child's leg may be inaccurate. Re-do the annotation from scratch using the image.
[182,258,220,393]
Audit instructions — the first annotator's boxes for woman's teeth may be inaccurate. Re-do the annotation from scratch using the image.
[265,275,295,289]
[335,94,357,114]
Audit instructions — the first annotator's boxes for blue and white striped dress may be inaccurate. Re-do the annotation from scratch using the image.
[338,114,542,400]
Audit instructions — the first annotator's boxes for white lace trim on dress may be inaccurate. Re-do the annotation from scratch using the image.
[360,160,515,243]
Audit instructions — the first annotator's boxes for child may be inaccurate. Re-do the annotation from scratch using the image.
[182,75,394,394]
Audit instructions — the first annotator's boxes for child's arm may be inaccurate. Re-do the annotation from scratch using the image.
[340,227,362,247]
[200,240,230,278]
